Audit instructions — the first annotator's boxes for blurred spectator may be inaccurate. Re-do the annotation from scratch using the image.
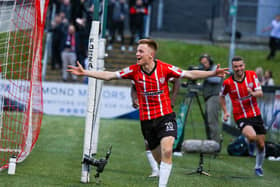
[61,24,78,82]
[60,0,71,22]
[255,67,264,84]
[107,0,114,39]
[142,0,153,38]
[262,14,280,60]
[50,13,67,70]
[107,0,128,51]
[70,0,92,65]
[263,70,274,86]
[200,54,222,146]
[128,0,147,52]
[50,0,62,14]
[70,0,85,26]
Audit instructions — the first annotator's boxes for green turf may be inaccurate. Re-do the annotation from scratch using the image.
[0,115,279,187]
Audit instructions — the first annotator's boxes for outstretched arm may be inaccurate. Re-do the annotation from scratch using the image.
[182,64,229,80]
[67,61,118,81]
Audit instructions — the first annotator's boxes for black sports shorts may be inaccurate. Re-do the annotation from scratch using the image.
[140,112,177,150]
[236,115,266,135]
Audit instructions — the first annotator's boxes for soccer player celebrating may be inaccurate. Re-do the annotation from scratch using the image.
[68,39,228,187]
[131,77,180,178]
[220,56,266,177]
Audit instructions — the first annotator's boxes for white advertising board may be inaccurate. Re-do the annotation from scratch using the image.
[0,81,137,118]
[42,82,136,118]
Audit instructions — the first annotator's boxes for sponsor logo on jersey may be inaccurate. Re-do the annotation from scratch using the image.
[142,90,163,96]
[230,89,237,93]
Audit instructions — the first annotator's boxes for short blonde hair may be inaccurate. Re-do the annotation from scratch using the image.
[138,39,158,51]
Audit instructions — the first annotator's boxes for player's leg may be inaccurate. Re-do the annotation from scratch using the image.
[141,120,160,177]
[267,37,276,60]
[255,134,265,176]
[151,145,161,163]
[160,136,174,164]
[242,125,257,142]
[145,140,159,177]
[241,125,257,156]
[156,113,177,187]
[158,136,174,187]
[242,122,266,176]
[205,96,221,144]
[254,117,266,176]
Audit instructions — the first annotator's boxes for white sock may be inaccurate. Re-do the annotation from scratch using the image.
[159,162,172,187]
[146,151,159,173]
[255,147,265,169]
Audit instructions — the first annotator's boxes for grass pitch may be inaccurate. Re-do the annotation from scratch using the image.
[0,115,279,187]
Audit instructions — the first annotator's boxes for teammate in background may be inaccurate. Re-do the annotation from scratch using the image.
[220,56,266,177]
[68,39,229,187]
[131,78,180,178]
[200,54,222,147]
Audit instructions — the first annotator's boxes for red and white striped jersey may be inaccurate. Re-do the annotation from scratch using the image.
[116,59,184,120]
[220,70,262,121]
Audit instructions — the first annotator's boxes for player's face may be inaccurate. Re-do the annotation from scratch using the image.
[232,60,245,78]
[136,44,154,66]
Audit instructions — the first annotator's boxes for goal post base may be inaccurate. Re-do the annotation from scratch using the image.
[80,163,90,183]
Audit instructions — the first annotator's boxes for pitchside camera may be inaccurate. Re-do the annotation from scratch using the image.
[181,65,204,89]
[82,145,112,178]
[188,64,204,71]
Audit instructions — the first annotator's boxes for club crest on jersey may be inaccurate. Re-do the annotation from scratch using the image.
[159,77,165,84]
[248,82,253,88]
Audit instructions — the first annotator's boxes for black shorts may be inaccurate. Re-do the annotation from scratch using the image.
[236,115,266,135]
[140,112,177,150]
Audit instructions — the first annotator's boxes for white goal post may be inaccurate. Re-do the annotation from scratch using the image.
[80,20,106,183]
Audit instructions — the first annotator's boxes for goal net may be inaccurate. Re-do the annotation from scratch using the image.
[0,0,49,170]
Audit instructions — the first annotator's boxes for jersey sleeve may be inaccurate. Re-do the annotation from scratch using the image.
[252,71,262,91]
[166,64,184,79]
[116,65,135,80]
[220,79,229,96]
